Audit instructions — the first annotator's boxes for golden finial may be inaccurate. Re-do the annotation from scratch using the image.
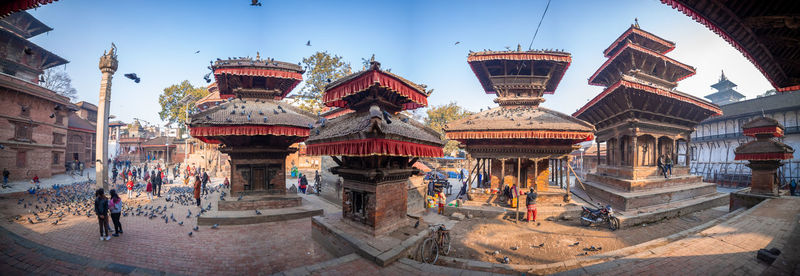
[634,18,640,28]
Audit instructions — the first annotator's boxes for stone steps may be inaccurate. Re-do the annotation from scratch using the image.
[587,173,703,192]
[197,199,322,226]
[581,180,718,211]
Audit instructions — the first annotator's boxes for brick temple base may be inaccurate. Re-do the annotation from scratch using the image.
[226,151,289,196]
[342,180,408,236]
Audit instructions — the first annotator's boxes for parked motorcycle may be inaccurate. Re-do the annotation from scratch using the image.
[580,204,620,230]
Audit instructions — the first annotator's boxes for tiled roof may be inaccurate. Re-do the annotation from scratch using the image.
[447,106,594,133]
[189,97,315,128]
[700,91,800,123]
[67,113,94,132]
[305,106,444,147]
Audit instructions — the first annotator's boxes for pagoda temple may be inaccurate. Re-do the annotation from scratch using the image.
[734,117,794,196]
[704,71,745,106]
[305,61,444,235]
[573,25,724,213]
[446,48,595,205]
[189,57,315,210]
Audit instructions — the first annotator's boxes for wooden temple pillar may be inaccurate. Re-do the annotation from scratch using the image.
[559,158,564,188]
[685,136,691,167]
[500,158,506,191]
[632,134,639,168]
[565,155,572,201]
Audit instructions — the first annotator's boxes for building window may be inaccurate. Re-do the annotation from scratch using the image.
[14,122,34,142]
[53,133,65,145]
[19,105,31,117]
[52,152,61,165]
[16,151,27,168]
[55,113,64,125]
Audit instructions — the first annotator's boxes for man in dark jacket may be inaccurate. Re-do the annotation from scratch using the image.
[201,169,209,196]
[152,170,162,197]
[94,189,111,240]
[526,188,538,222]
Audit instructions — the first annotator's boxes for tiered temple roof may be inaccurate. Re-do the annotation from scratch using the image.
[574,26,721,140]
[305,61,444,158]
[734,117,794,161]
[189,57,315,146]
[447,49,594,159]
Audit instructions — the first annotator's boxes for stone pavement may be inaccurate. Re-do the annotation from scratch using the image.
[0,177,334,275]
[1,169,96,195]
[557,197,800,276]
[276,253,492,276]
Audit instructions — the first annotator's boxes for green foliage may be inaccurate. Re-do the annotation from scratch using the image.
[424,102,474,156]
[157,80,208,128]
[297,51,352,113]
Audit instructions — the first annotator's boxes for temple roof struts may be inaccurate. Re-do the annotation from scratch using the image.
[467,50,571,96]
[212,58,304,99]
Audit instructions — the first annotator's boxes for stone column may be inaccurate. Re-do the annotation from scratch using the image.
[95,44,118,190]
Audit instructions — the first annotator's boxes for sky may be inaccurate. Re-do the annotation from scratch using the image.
[28,0,773,127]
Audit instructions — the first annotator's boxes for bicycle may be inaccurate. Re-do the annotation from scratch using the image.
[419,223,451,264]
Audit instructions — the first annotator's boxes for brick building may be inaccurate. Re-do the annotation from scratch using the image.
[66,102,97,167]
[0,11,74,181]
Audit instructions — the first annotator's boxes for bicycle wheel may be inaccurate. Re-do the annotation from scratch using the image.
[440,232,452,255]
[420,238,439,264]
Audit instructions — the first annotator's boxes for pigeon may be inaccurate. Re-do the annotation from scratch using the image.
[27,217,34,224]
[306,40,311,46]
[123,73,141,83]
[193,226,199,231]
[501,257,510,264]
[585,246,602,251]
[510,246,518,251]
[49,113,55,118]
[571,242,580,246]
[382,110,392,124]
[237,195,243,201]
[255,210,262,215]
[534,243,544,248]
[203,73,212,83]
[188,232,193,237]
[195,50,200,54]
[250,0,262,6]
[179,221,184,226]
[277,105,285,113]
[211,224,219,229]
[273,109,279,115]
[414,220,420,228]
[454,41,461,45]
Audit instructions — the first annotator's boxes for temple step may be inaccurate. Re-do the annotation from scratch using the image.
[586,173,703,192]
[581,180,718,211]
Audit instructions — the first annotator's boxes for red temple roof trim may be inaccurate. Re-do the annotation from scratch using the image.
[734,152,793,161]
[467,52,571,94]
[660,0,794,92]
[323,70,428,110]
[190,125,310,139]
[446,130,593,142]
[603,26,675,57]
[306,138,443,158]
[573,79,722,118]
[589,43,696,86]
[743,126,784,138]
[1,0,57,17]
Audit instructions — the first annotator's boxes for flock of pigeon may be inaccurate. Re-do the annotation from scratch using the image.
[9,178,228,238]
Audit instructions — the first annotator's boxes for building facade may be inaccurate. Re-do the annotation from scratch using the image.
[0,11,73,181]
[690,75,800,187]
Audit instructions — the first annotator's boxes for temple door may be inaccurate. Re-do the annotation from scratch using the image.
[252,167,266,191]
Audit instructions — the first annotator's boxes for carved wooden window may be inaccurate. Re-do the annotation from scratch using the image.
[14,122,34,142]
[52,133,65,145]
[52,152,61,165]
[20,105,30,117]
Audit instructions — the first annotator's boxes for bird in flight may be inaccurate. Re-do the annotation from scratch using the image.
[195,50,200,54]
[306,40,311,46]
[124,73,141,83]
[454,41,461,45]
[250,0,262,6]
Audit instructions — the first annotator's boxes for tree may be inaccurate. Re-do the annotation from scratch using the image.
[157,80,208,129]
[41,67,78,100]
[424,102,474,156]
[297,51,352,113]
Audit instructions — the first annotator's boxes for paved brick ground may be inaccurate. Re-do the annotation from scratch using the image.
[0,179,333,275]
[557,197,800,276]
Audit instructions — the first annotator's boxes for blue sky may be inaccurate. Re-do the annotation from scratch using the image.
[29,0,772,126]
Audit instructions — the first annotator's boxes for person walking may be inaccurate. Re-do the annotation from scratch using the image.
[314,170,321,194]
[201,169,209,196]
[78,161,84,176]
[193,176,202,207]
[437,190,446,215]
[127,179,133,199]
[111,167,118,184]
[336,177,343,199]
[2,168,9,188]
[223,177,229,189]
[790,179,797,196]
[526,188,538,222]
[152,170,162,197]
[109,190,123,236]
[146,179,153,200]
[94,189,111,241]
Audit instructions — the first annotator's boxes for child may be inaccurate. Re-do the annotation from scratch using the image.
[126,179,134,199]
[223,177,230,189]
[109,190,123,236]
[94,189,111,241]
[146,180,153,200]
[437,190,446,215]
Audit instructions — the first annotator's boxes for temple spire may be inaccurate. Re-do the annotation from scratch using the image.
[634,17,640,28]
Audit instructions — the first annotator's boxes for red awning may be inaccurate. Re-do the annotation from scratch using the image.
[447,130,593,143]
[323,71,428,110]
[190,125,310,138]
[306,138,443,158]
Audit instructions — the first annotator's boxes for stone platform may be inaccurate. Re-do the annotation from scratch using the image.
[198,198,322,226]
[581,179,718,211]
[311,210,457,267]
[217,194,302,211]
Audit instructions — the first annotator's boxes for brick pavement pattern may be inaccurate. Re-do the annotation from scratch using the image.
[557,197,800,276]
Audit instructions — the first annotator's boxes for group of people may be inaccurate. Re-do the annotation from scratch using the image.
[112,162,169,200]
[657,154,674,178]
[94,188,124,240]
[296,170,323,195]
[67,160,85,176]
